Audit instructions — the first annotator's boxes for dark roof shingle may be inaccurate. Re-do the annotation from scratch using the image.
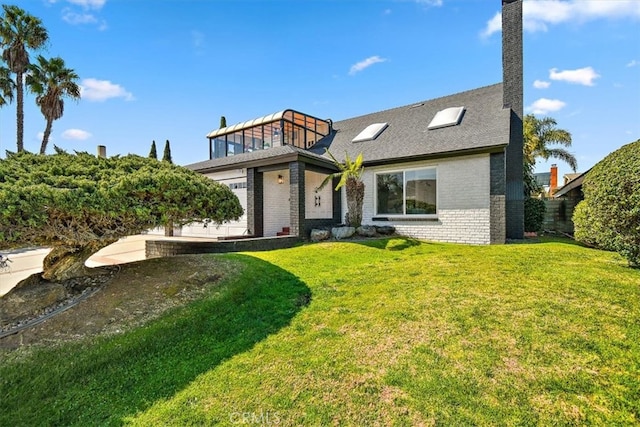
[311,83,510,165]
[186,83,511,172]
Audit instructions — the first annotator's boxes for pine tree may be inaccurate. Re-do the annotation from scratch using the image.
[149,140,157,159]
[162,139,172,164]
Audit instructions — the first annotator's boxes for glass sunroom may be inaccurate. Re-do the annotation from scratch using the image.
[206,109,332,159]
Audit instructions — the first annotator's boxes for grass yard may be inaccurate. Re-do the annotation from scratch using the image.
[1,237,638,426]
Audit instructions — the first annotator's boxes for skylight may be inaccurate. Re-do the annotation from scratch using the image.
[427,106,465,130]
[352,122,388,143]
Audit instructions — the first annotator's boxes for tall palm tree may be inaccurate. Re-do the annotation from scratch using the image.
[524,114,577,171]
[0,65,14,107]
[524,114,577,195]
[0,5,48,152]
[0,64,14,154]
[26,55,80,154]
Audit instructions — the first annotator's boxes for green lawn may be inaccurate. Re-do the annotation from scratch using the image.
[1,237,638,426]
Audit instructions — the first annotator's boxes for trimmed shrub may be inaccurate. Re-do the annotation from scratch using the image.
[574,139,640,267]
[524,197,546,232]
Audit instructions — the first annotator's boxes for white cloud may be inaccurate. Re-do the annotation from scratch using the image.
[549,66,600,86]
[62,9,97,25]
[570,0,640,20]
[533,80,550,89]
[627,60,639,67]
[415,0,443,6]
[60,1,107,29]
[192,30,205,49]
[526,98,567,114]
[480,12,502,38]
[67,0,106,9]
[523,0,573,32]
[481,0,640,37]
[80,78,134,102]
[62,129,92,140]
[349,56,387,76]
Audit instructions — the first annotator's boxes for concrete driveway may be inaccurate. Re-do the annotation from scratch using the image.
[1,234,158,296]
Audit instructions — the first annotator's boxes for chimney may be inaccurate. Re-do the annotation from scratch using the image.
[502,0,523,117]
[502,0,524,239]
[97,145,107,158]
[550,164,558,195]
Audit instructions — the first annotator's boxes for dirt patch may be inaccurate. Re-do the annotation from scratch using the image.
[0,254,238,353]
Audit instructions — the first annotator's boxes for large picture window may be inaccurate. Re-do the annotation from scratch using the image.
[376,168,437,215]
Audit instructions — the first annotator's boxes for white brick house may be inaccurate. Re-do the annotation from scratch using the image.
[186,0,524,245]
[362,155,492,244]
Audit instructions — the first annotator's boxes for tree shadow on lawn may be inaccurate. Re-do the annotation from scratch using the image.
[535,235,589,247]
[360,235,590,250]
[353,236,423,251]
[0,254,311,426]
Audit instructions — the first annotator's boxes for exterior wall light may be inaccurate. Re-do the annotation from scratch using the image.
[277,174,284,184]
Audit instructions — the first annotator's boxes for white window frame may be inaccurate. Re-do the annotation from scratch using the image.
[374,166,438,217]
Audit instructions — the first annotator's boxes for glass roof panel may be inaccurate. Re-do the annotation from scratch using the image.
[206,109,331,139]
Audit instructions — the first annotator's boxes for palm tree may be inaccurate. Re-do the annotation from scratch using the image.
[524,114,577,195]
[0,65,14,107]
[0,5,49,152]
[318,150,365,228]
[26,55,80,154]
[0,64,14,154]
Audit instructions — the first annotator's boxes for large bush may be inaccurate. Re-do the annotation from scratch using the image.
[574,139,640,267]
[524,197,546,232]
[0,150,243,280]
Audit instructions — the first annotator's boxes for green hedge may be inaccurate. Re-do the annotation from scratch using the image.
[574,139,640,267]
[524,197,546,232]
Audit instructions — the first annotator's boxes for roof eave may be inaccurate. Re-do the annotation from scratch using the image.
[360,145,507,167]
[189,150,338,175]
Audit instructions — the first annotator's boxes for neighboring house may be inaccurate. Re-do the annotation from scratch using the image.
[542,169,589,235]
[562,173,582,187]
[184,0,525,245]
[534,171,551,193]
[554,170,588,201]
[534,164,558,197]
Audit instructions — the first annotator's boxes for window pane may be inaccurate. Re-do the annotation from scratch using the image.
[244,127,263,152]
[274,123,283,147]
[317,120,329,136]
[306,129,317,148]
[263,123,273,148]
[377,173,403,214]
[405,169,437,214]
[228,132,243,156]
[213,137,226,158]
[292,124,305,149]
[283,122,293,145]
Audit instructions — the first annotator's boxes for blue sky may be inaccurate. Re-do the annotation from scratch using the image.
[0,0,638,182]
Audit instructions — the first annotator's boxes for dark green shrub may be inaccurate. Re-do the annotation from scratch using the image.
[574,139,640,267]
[524,197,546,232]
[0,150,243,280]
